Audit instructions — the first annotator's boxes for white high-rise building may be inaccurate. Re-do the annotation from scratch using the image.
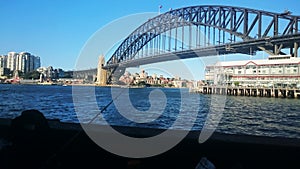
[19,52,34,73]
[2,52,41,74]
[17,53,25,72]
[7,52,18,71]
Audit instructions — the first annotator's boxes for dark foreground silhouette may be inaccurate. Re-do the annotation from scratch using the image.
[0,110,299,169]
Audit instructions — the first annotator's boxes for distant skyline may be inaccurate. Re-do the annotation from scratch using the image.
[1,0,300,78]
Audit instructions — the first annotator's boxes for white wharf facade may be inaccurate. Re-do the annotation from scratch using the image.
[205,55,300,88]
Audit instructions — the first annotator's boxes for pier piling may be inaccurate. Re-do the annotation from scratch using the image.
[194,86,300,99]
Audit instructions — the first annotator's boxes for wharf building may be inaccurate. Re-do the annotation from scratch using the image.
[205,55,300,88]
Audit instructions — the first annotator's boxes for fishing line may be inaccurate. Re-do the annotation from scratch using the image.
[41,87,126,168]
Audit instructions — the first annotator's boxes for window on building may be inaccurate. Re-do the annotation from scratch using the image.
[246,66,250,69]
[238,71,242,74]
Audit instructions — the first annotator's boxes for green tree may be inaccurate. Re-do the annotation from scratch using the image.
[137,81,146,86]
[23,71,40,79]
[168,83,174,87]
[234,81,240,86]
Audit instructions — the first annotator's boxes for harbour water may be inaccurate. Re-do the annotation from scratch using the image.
[0,84,299,139]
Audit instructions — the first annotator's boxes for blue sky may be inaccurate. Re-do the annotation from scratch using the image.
[0,0,300,79]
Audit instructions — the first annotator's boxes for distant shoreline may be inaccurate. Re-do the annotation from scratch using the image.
[0,82,194,90]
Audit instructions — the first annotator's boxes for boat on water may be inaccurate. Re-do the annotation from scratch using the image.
[4,70,20,84]
[120,85,146,88]
[120,82,150,88]
[37,81,57,85]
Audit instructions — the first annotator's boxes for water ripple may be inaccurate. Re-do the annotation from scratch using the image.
[0,84,299,139]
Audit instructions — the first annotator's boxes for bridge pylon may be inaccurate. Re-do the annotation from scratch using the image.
[96,55,107,86]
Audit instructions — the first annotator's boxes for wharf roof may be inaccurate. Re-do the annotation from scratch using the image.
[208,55,300,67]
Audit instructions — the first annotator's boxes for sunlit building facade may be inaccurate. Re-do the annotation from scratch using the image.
[7,52,18,72]
[0,52,41,74]
[205,55,300,88]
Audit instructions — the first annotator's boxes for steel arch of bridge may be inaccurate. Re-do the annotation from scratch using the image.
[103,5,300,82]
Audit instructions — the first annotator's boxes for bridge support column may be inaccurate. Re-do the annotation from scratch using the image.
[294,42,298,57]
[96,55,107,86]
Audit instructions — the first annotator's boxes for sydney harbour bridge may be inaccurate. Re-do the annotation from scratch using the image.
[93,5,300,84]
